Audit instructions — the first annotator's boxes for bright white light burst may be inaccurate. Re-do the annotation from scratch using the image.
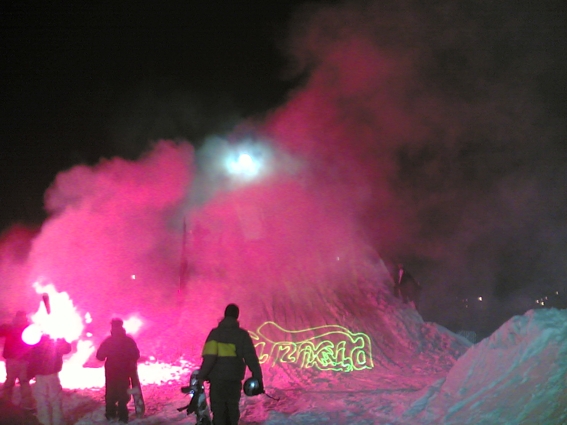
[226,152,261,178]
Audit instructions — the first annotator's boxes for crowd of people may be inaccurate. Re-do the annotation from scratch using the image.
[1,261,421,425]
[1,260,421,425]
[0,310,72,425]
[1,303,264,425]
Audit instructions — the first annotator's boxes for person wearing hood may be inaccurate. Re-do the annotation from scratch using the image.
[0,311,34,410]
[96,318,140,423]
[197,303,263,425]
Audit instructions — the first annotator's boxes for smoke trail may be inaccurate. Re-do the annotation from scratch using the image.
[14,141,195,333]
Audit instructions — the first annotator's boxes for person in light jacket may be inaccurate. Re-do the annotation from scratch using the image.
[28,335,71,425]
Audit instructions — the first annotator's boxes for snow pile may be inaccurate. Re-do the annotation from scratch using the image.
[237,308,567,425]
[173,177,470,397]
[408,308,567,424]
[3,299,567,424]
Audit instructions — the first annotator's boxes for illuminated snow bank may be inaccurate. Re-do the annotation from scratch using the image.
[58,358,194,390]
[408,308,567,424]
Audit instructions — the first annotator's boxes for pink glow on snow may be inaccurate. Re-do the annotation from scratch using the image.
[13,279,190,390]
[58,352,191,390]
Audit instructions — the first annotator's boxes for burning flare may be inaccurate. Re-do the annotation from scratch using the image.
[8,278,191,390]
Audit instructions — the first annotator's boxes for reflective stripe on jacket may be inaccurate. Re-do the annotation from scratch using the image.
[198,317,262,382]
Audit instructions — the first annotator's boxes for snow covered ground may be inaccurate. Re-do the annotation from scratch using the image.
[3,307,566,424]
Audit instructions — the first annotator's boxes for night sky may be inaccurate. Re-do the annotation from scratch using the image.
[1,1,307,228]
[1,0,566,336]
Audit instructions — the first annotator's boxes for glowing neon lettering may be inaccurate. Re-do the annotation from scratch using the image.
[250,321,373,372]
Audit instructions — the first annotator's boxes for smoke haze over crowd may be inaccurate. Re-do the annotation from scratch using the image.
[0,0,565,338]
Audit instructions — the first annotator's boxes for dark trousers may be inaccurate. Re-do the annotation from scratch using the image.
[104,376,130,422]
[209,380,242,425]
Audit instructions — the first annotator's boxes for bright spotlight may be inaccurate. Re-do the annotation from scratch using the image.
[237,153,254,170]
[221,140,274,182]
[226,152,261,178]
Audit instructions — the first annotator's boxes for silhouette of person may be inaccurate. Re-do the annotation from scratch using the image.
[197,304,264,425]
[0,311,34,410]
[96,318,140,423]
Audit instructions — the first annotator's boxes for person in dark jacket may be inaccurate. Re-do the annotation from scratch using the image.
[197,304,263,425]
[0,311,34,410]
[96,318,140,423]
[28,335,71,425]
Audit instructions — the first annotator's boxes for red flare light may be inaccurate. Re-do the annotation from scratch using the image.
[22,324,42,345]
